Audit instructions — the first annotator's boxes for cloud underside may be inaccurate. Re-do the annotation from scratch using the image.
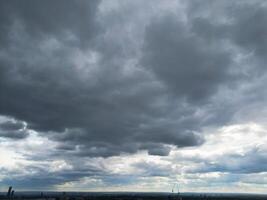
[0,0,267,191]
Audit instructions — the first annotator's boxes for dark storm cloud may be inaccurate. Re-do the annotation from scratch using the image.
[0,120,28,139]
[187,0,267,65]
[0,0,100,47]
[0,120,24,131]
[140,143,171,156]
[0,130,29,139]
[0,0,267,161]
[228,3,267,62]
[1,1,267,191]
[0,0,204,158]
[141,15,232,103]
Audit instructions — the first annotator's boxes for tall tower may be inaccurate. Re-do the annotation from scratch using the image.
[7,186,12,198]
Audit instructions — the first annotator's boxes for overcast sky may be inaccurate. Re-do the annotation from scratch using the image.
[0,0,267,193]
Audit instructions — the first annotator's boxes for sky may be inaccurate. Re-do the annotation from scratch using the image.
[0,0,267,193]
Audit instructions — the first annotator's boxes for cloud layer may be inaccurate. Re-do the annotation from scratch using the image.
[0,0,267,192]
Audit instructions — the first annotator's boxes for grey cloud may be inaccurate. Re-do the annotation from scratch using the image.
[141,15,233,103]
[142,143,171,156]
[0,12,204,157]
[0,120,24,131]
[0,120,28,139]
[1,165,104,189]
[187,147,267,174]
[0,0,267,161]
[0,130,29,139]
[0,157,142,189]
[188,0,267,68]
[210,148,267,174]
[0,0,100,48]
[1,1,267,191]
[133,161,172,177]
[229,3,267,61]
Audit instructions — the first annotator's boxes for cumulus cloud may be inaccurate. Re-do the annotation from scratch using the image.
[0,0,205,158]
[0,0,267,192]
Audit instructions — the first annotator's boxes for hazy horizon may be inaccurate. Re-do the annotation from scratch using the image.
[0,0,267,193]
